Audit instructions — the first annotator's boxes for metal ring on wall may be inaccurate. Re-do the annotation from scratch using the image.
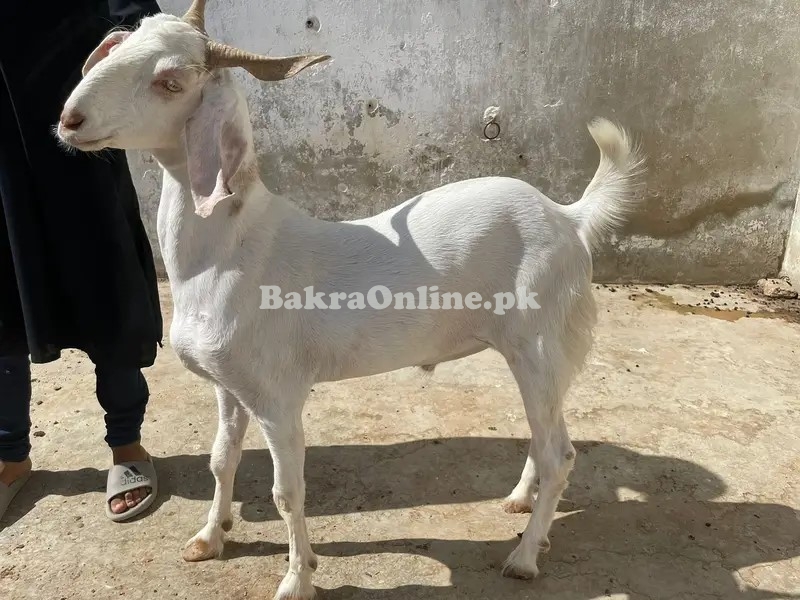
[483,120,501,140]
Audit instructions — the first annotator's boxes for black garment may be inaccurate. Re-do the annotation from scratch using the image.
[0,355,150,461]
[0,1,163,367]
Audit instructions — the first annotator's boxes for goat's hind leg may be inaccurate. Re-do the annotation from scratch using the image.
[502,439,539,513]
[501,342,576,579]
[184,385,250,561]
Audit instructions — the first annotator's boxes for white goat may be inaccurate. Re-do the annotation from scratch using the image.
[58,2,645,598]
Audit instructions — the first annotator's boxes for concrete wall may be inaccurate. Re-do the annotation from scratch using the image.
[130,0,800,283]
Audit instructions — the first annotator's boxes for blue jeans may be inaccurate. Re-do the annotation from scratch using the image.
[0,355,149,462]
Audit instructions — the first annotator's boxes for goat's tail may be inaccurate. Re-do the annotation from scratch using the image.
[565,118,646,250]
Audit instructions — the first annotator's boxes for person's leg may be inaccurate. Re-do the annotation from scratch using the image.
[0,355,33,485]
[94,363,153,515]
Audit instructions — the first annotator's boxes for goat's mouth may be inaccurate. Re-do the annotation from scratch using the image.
[55,126,114,151]
[62,136,113,151]
[71,136,111,151]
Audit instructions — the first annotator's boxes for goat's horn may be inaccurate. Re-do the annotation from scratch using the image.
[182,0,207,33]
[206,41,330,81]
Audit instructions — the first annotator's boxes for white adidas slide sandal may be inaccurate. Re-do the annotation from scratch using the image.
[0,470,32,524]
[105,455,158,522]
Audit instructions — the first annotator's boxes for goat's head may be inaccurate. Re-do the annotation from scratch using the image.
[57,0,328,153]
[57,0,329,216]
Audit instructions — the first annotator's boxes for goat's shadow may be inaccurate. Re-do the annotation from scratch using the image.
[6,438,799,599]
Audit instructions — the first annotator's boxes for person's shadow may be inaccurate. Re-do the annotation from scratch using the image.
[5,438,799,599]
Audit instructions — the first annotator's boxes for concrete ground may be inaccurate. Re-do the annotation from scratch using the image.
[1,284,799,600]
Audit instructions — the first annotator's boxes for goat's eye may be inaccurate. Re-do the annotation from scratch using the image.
[161,79,182,93]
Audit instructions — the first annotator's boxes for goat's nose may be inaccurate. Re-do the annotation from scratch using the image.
[59,109,85,131]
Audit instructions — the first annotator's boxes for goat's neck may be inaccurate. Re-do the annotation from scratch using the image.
[149,76,306,288]
[150,145,273,284]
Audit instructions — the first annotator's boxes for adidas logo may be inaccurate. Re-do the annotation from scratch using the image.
[119,465,148,486]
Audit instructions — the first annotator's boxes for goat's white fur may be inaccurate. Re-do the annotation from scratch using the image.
[59,13,645,600]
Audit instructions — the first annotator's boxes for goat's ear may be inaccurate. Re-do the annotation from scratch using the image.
[184,83,248,218]
[82,31,131,76]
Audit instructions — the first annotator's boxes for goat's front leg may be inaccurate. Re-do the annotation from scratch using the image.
[184,385,249,561]
[257,393,316,600]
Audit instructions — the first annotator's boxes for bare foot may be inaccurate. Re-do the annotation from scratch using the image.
[108,442,152,515]
[0,457,32,486]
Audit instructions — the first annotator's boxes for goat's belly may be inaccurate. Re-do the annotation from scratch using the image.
[318,337,488,382]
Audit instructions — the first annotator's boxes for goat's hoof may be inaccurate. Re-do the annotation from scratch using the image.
[501,560,539,580]
[274,570,316,600]
[501,547,539,580]
[502,497,533,514]
[221,518,234,532]
[182,535,223,562]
